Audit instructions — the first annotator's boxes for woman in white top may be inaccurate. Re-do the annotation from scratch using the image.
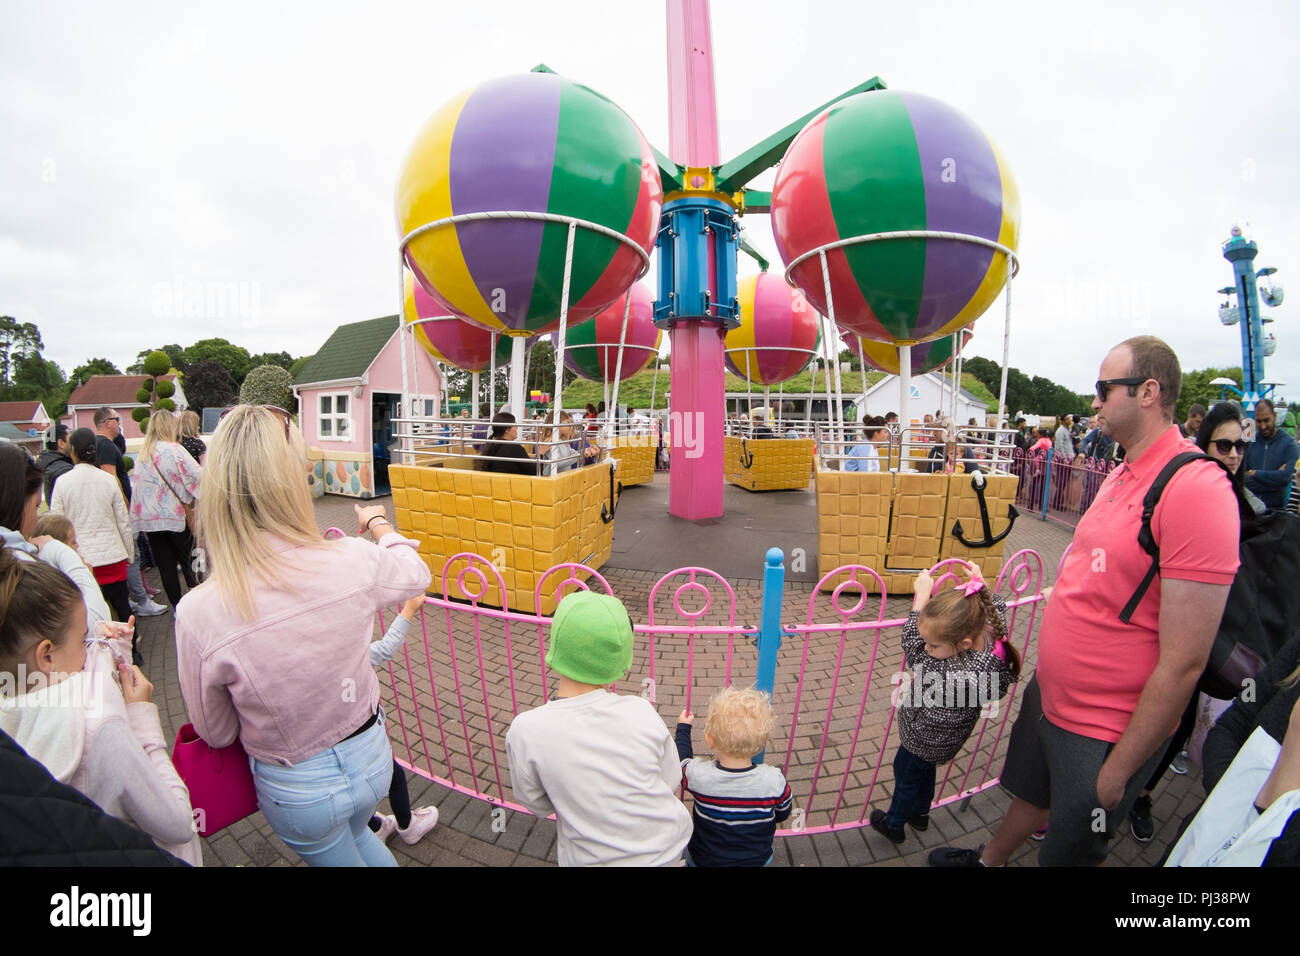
[50,428,139,662]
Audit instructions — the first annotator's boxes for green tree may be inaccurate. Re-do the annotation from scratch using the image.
[70,357,121,386]
[184,338,253,384]
[1177,367,1244,421]
[0,316,44,386]
[11,352,66,399]
[183,360,237,415]
[288,354,313,379]
[126,343,187,374]
[239,364,296,412]
[248,350,294,371]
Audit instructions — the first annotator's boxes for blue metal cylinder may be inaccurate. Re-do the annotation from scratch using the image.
[653,196,740,329]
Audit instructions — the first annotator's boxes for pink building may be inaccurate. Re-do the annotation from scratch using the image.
[64,376,187,441]
[293,314,441,498]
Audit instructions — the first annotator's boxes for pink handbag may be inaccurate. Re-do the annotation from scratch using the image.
[170,724,259,838]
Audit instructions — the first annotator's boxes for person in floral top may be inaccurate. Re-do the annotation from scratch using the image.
[129,412,201,608]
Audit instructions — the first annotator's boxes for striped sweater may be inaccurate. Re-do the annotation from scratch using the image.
[675,723,793,867]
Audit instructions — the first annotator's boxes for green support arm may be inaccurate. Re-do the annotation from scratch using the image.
[715,76,887,192]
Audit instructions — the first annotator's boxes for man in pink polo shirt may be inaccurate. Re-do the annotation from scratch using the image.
[931,336,1240,866]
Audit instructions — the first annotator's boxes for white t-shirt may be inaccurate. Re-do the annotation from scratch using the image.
[505,690,692,866]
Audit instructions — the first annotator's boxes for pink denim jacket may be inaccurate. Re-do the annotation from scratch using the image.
[174,533,432,766]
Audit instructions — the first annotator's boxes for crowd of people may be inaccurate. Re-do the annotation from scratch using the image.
[2,335,1298,868]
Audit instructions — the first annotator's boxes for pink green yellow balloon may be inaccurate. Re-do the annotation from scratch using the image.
[724,273,821,386]
[396,72,661,338]
[557,283,661,383]
[771,90,1019,346]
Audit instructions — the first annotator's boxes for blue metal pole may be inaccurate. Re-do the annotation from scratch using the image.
[1223,229,1265,395]
[754,546,786,764]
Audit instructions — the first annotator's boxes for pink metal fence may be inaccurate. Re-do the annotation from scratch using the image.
[1009,449,1117,528]
[375,548,1047,836]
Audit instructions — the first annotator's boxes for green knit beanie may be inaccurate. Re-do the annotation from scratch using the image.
[545,591,634,685]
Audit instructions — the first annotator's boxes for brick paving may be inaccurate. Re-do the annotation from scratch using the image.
[138,476,1202,867]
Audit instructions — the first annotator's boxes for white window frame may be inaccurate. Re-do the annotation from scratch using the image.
[318,391,353,442]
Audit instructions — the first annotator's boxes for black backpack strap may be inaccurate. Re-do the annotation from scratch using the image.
[1119,451,1215,623]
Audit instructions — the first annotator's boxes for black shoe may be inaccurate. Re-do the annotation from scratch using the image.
[1129,795,1154,843]
[869,810,905,844]
[929,844,987,867]
[908,812,930,832]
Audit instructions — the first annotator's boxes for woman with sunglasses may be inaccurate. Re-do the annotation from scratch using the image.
[1196,403,1266,517]
[174,405,431,866]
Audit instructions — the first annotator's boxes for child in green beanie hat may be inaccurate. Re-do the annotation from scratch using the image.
[505,590,692,865]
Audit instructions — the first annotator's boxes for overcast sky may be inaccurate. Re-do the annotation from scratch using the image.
[2,0,1297,401]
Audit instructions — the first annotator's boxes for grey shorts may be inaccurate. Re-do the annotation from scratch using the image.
[1001,677,1169,866]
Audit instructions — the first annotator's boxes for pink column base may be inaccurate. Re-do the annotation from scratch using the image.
[668,321,725,520]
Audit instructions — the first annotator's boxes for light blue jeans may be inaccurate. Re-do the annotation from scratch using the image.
[251,711,397,867]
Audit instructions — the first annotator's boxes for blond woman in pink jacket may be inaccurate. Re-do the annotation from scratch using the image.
[174,406,431,867]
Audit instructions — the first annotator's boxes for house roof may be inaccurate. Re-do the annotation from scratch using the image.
[0,401,45,423]
[294,315,399,387]
[66,375,179,409]
[0,423,37,442]
[862,371,988,409]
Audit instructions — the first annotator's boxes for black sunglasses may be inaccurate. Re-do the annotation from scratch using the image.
[1094,377,1149,401]
[1212,438,1247,455]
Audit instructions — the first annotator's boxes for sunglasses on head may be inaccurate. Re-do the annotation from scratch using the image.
[1212,438,1247,455]
[219,404,293,441]
[1094,377,1149,401]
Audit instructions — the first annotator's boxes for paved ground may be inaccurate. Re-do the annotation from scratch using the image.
[139,476,1203,867]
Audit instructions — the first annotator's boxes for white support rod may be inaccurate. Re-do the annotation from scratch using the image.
[608,289,633,445]
[471,371,480,416]
[550,220,578,430]
[489,333,498,418]
[397,255,410,464]
[858,336,868,421]
[822,317,836,450]
[509,336,526,419]
[949,332,959,424]
[411,315,422,424]
[806,349,818,428]
[649,357,661,414]
[819,251,845,453]
[995,261,1014,463]
[899,344,912,436]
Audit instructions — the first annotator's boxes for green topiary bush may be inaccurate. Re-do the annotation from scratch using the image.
[239,365,296,413]
[131,406,149,422]
[142,351,172,378]
[135,387,152,403]
[155,379,175,399]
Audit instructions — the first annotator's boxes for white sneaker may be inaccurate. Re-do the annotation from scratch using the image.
[1170,751,1189,776]
[129,597,168,617]
[373,814,397,844]
[396,806,439,845]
